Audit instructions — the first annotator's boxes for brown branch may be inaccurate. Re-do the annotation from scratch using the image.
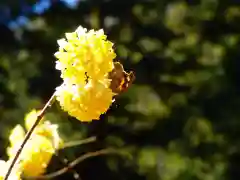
[4,93,56,180]
[48,136,97,180]
[24,148,117,179]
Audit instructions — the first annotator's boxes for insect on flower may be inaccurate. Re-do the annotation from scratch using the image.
[54,26,135,121]
[109,62,135,94]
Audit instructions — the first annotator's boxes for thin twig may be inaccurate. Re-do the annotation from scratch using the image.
[4,93,56,180]
[57,156,82,180]
[60,136,96,149]
[49,136,97,180]
[24,148,117,179]
[52,149,82,180]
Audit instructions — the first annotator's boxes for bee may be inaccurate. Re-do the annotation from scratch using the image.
[109,62,135,94]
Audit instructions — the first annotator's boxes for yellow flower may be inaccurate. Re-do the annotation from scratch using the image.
[54,26,116,121]
[56,79,114,121]
[7,128,55,177]
[55,26,116,84]
[7,110,63,177]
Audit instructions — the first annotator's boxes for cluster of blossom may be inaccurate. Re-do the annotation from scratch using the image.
[0,110,63,179]
[55,26,116,121]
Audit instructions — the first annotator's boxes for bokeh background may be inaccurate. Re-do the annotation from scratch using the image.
[0,0,240,179]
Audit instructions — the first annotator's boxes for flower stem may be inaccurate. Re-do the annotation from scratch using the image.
[4,93,56,180]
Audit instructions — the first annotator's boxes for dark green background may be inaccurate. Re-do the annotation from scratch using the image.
[0,0,240,179]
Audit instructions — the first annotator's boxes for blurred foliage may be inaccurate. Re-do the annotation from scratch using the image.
[0,0,240,179]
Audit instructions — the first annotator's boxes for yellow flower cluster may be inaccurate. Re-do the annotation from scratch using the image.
[55,26,116,121]
[1,110,63,179]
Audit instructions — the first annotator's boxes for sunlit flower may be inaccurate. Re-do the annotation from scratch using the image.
[6,110,63,177]
[7,127,55,177]
[54,26,116,121]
